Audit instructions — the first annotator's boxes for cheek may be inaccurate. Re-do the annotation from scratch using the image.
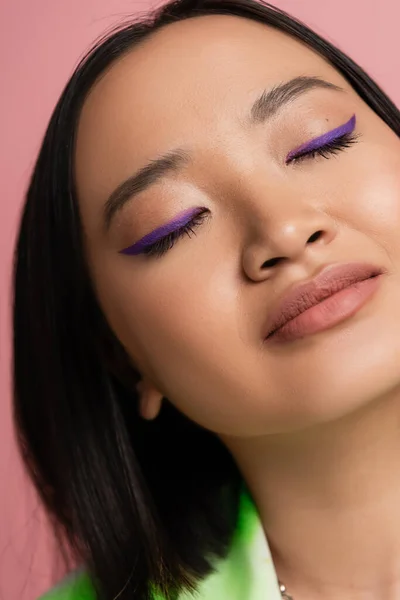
[92,252,279,435]
[331,138,400,253]
[370,170,400,254]
[95,252,243,379]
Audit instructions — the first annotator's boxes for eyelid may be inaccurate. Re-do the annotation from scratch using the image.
[119,206,206,255]
[119,115,358,256]
[286,114,356,163]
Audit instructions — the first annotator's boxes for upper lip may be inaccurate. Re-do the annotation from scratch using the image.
[265,262,385,338]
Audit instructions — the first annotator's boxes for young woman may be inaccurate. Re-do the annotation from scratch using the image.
[12,0,400,598]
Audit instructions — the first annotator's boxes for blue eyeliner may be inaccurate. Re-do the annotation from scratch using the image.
[286,114,356,163]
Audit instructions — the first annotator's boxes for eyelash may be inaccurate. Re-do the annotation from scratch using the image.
[286,131,359,164]
[142,210,209,258]
[139,130,359,258]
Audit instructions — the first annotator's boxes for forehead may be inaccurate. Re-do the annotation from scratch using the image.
[75,14,349,217]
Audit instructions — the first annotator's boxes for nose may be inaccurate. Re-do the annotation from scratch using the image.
[242,206,338,281]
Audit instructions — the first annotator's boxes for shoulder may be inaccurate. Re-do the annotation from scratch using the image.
[38,570,96,600]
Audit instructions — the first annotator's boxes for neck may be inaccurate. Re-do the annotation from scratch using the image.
[224,387,400,600]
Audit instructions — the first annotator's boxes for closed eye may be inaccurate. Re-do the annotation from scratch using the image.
[142,210,209,258]
[120,208,209,258]
[120,116,359,259]
[286,113,359,164]
[286,130,359,164]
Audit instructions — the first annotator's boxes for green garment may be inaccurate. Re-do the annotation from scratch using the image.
[39,488,282,600]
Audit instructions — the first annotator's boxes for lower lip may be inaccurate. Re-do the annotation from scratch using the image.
[266,275,382,344]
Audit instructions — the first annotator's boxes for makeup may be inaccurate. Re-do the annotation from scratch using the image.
[286,114,356,163]
[120,114,358,258]
[266,274,383,344]
[119,206,207,256]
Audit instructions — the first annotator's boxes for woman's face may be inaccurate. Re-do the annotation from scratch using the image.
[75,15,400,437]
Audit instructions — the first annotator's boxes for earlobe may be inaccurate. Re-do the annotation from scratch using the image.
[140,395,162,420]
[136,380,163,420]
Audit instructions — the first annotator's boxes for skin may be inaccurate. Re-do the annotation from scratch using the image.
[75,15,400,600]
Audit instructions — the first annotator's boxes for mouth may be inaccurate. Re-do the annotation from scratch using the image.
[264,263,385,344]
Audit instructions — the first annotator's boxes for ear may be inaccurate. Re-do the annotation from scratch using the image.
[136,379,163,420]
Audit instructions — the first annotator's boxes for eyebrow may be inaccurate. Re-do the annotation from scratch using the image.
[103,75,344,231]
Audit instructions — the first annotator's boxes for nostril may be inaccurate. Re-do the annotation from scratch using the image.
[261,256,284,269]
[308,230,324,243]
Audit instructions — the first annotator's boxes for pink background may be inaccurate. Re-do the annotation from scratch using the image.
[1,1,399,598]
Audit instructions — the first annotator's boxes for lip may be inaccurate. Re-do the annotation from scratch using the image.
[264,262,385,343]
